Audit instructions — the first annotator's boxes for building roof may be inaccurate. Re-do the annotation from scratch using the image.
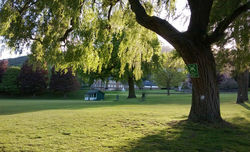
[143,80,157,86]
[86,90,105,95]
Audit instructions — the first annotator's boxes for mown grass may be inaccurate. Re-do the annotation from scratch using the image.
[0,92,249,152]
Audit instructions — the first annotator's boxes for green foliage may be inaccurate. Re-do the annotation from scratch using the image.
[109,7,161,80]
[214,9,249,75]
[152,51,187,88]
[0,0,110,72]
[78,6,161,85]
[0,1,161,81]
[0,66,20,94]
[210,0,244,25]
[153,0,177,17]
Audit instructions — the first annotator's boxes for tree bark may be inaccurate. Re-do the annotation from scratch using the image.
[237,70,249,103]
[184,47,222,123]
[167,83,170,96]
[167,88,170,96]
[105,80,109,90]
[128,75,136,98]
[64,93,67,99]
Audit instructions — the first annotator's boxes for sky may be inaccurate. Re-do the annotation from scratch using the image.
[158,0,190,48]
[0,39,30,59]
[0,0,190,60]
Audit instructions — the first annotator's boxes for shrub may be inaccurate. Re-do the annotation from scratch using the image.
[18,61,48,95]
[219,78,238,90]
[0,66,20,95]
[0,60,8,83]
[49,68,80,96]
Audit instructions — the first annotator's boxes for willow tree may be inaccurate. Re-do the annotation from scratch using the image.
[0,0,160,98]
[215,12,249,104]
[1,0,249,122]
[152,51,186,95]
[85,8,161,98]
[111,8,161,98]
[0,0,113,72]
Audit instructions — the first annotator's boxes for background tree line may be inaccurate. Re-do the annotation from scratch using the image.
[0,59,80,96]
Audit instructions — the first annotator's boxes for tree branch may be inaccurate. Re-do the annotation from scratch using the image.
[29,36,43,44]
[58,27,73,42]
[187,0,213,37]
[128,0,182,48]
[15,0,38,15]
[108,4,113,21]
[207,1,250,44]
[58,19,74,42]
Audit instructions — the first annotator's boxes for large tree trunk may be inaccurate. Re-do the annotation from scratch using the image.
[182,47,223,123]
[237,70,249,103]
[105,80,109,90]
[166,82,170,96]
[128,75,136,98]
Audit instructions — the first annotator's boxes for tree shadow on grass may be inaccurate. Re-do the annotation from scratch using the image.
[119,120,250,152]
[0,97,182,115]
[0,99,126,115]
[0,93,193,115]
[0,93,243,115]
[239,102,250,110]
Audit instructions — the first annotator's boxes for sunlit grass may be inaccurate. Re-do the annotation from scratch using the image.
[0,93,249,151]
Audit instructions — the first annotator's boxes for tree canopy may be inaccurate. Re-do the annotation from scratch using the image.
[0,0,159,80]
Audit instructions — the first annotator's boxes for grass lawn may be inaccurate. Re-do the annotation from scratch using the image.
[0,92,249,152]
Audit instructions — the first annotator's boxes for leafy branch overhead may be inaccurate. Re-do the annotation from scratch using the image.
[1,0,248,65]
[0,0,160,80]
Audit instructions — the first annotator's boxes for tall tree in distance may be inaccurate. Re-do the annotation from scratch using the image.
[215,12,249,104]
[111,8,161,98]
[0,60,8,83]
[152,51,186,95]
[18,60,48,96]
[230,14,249,104]
[49,68,80,97]
[237,70,249,103]
[84,7,161,99]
